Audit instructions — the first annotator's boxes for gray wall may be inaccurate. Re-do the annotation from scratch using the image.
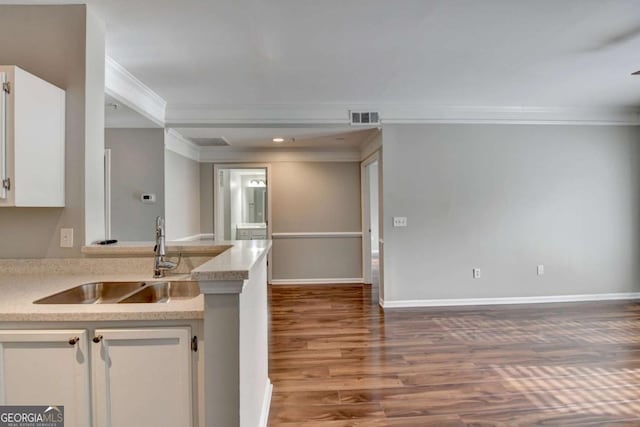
[165,149,201,240]
[105,128,164,241]
[0,5,92,258]
[382,124,640,302]
[271,162,362,281]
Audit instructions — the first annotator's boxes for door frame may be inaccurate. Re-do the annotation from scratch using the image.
[213,163,273,282]
[361,152,380,285]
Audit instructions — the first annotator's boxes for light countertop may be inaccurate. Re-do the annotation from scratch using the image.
[0,240,271,322]
[0,272,203,322]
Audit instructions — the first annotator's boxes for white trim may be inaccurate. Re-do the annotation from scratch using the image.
[165,129,201,162]
[361,154,375,285]
[270,278,364,285]
[166,103,640,127]
[104,149,111,240]
[380,292,640,308]
[105,56,166,126]
[105,117,160,129]
[271,232,362,239]
[258,380,273,427]
[360,130,382,161]
[381,105,640,125]
[200,148,361,163]
[197,280,246,294]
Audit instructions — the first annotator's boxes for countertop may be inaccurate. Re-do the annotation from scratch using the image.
[0,240,271,323]
[0,272,203,322]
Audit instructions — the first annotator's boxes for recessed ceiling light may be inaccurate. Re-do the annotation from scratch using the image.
[272,137,285,143]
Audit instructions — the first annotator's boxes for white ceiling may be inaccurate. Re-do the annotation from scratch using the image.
[87,0,640,111]
[175,127,377,149]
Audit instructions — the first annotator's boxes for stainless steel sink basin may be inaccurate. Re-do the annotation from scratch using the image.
[34,281,148,304]
[34,281,200,304]
[118,281,200,304]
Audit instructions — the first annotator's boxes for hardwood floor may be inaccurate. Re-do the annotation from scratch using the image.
[267,284,640,426]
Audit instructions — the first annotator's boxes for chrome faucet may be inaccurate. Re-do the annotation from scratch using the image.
[154,216,178,278]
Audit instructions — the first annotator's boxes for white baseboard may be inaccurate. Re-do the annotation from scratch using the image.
[259,380,273,427]
[270,278,365,285]
[381,292,640,308]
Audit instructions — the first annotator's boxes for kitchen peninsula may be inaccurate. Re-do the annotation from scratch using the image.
[0,239,271,427]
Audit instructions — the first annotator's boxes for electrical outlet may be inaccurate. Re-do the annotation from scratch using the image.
[473,268,481,279]
[537,264,544,276]
[393,217,408,227]
[60,228,74,248]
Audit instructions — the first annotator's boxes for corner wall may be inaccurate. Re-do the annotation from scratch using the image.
[382,124,640,303]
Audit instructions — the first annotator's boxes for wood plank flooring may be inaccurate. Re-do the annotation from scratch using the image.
[267,284,640,426]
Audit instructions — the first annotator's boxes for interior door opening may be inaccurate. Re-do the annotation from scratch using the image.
[216,168,267,240]
[362,154,380,298]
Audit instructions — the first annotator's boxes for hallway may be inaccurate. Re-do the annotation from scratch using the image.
[267,285,640,426]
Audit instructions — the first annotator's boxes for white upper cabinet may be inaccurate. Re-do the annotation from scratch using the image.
[0,65,65,207]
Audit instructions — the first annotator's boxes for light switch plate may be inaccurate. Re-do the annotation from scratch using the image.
[393,217,408,227]
[537,264,544,276]
[60,228,73,248]
[473,268,481,279]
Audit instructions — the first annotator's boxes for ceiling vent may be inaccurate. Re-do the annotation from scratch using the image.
[350,111,380,126]
[189,137,230,147]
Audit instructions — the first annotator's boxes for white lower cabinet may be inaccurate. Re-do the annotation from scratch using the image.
[0,329,91,427]
[92,327,193,427]
[0,327,194,427]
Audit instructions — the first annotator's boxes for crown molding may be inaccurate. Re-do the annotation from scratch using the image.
[164,129,200,162]
[105,56,167,126]
[165,103,640,126]
[166,103,351,126]
[105,117,161,129]
[381,105,640,125]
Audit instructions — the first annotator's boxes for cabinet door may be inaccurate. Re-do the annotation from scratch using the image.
[92,327,192,427]
[0,329,91,427]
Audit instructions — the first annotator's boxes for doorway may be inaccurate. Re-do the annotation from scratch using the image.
[361,153,380,296]
[213,165,271,240]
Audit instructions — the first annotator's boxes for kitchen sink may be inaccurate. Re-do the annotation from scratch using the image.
[118,281,200,304]
[34,281,147,304]
[34,281,200,304]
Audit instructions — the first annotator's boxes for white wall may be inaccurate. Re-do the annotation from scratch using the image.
[84,8,106,245]
[164,132,200,240]
[200,162,214,235]
[382,124,640,303]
